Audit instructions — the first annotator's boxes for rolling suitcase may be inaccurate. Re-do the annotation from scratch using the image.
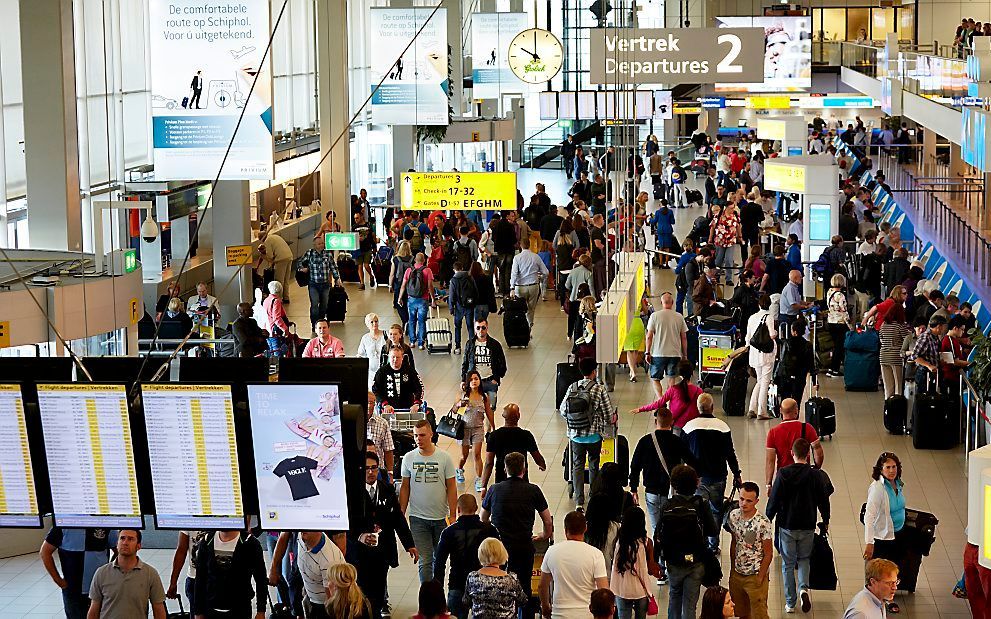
[425,306,453,354]
[843,327,880,391]
[883,395,908,435]
[721,353,748,416]
[337,254,360,283]
[372,259,391,288]
[556,361,584,409]
[181,96,189,109]
[502,298,531,348]
[327,286,348,322]
[912,375,957,449]
[805,372,836,438]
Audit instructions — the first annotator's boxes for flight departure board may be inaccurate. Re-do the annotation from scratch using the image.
[141,384,244,529]
[0,385,41,527]
[37,384,143,528]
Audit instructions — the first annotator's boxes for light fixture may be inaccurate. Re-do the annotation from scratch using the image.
[140,211,159,242]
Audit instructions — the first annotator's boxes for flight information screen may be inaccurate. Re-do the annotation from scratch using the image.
[142,385,244,529]
[37,384,142,528]
[0,385,41,527]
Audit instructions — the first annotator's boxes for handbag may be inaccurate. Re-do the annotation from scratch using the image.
[749,313,774,353]
[632,563,659,616]
[436,404,466,440]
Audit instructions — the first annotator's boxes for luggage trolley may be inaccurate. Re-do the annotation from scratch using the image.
[696,311,740,389]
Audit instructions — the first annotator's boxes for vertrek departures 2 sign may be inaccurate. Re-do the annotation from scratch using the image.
[589,28,765,85]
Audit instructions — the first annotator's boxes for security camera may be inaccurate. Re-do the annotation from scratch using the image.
[140,212,159,243]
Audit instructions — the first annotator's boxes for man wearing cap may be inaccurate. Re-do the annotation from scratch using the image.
[911,315,948,394]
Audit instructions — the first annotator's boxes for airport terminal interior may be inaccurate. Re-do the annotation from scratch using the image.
[4,0,991,618]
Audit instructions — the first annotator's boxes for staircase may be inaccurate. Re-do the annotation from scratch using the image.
[520,120,603,169]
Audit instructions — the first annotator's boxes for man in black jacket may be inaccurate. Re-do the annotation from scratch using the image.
[193,529,267,618]
[492,214,518,295]
[884,247,911,293]
[373,347,424,412]
[766,438,832,614]
[462,318,508,409]
[629,407,697,537]
[231,302,268,357]
[434,493,500,619]
[347,452,417,618]
[561,135,577,179]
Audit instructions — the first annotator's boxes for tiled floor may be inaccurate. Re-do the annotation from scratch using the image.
[0,170,974,618]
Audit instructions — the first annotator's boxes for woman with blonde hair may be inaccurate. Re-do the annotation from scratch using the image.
[390,240,414,325]
[324,563,372,619]
[565,253,595,339]
[464,538,527,618]
[356,313,387,388]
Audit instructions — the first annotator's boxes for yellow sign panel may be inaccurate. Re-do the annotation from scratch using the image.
[757,119,788,141]
[616,297,628,359]
[129,298,141,325]
[746,96,791,109]
[400,172,517,211]
[674,105,702,114]
[764,163,807,193]
[701,347,732,371]
[0,321,8,348]
[226,244,253,267]
[471,131,481,142]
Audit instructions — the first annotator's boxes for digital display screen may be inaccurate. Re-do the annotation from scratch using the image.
[538,92,557,120]
[142,385,244,530]
[809,203,832,241]
[558,92,578,120]
[37,384,142,528]
[714,16,811,92]
[0,385,41,528]
[578,91,597,119]
[247,384,349,530]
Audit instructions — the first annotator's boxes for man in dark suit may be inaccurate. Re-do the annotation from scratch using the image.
[190,71,204,109]
[347,451,417,618]
[230,302,268,357]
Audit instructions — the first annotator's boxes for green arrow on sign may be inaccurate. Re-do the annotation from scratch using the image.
[325,232,359,252]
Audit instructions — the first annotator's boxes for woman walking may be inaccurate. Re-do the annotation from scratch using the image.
[610,507,660,619]
[452,370,495,492]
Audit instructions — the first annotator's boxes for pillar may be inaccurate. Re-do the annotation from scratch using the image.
[19,0,82,251]
[316,0,351,230]
[950,142,969,178]
[699,109,719,134]
[922,127,937,171]
[211,181,253,320]
[444,0,463,117]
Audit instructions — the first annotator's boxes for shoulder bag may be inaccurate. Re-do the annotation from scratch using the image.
[749,313,774,353]
[632,560,659,616]
[436,402,466,440]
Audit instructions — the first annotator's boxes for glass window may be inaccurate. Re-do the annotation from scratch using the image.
[821,8,847,42]
[898,7,915,42]
[872,8,895,41]
[848,9,870,44]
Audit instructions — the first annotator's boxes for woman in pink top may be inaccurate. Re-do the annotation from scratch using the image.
[263,281,292,335]
[631,361,703,428]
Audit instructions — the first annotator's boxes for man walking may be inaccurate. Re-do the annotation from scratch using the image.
[192,529,268,618]
[435,494,501,619]
[539,511,608,619]
[461,318,508,409]
[683,393,743,552]
[727,482,773,619]
[629,407,696,535]
[510,237,549,327]
[766,438,832,614]
[480,403,547,491]
[562,135,577,180]
[298,235,342,330]
[87,530,166,619]
[765,398,824,490]
[559,357,616,507]
[645,291,689,399]
[189,70,203,108]
[844,559,900,619]
[400,420,458,583]
[296,530,346,619]
[482,452,553,619]
[492,211,518,295]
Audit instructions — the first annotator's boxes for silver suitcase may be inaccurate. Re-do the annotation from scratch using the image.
[426,306,452,354]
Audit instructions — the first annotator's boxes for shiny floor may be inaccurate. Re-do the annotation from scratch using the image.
[0,169,974,618]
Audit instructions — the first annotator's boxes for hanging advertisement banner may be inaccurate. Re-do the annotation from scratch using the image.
[713,16,812,93]
[370,8,449,126]
[471,13,528,99]
[148,0,273,180]
[589,28,765,85]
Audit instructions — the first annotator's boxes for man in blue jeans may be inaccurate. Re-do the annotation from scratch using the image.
[399,253,436,349]
[461,318,508,410]
[400,420,458,583]
[40,527,117,619]
[298,236,342,330]
[766,438,832,614]
[559,358,616,507]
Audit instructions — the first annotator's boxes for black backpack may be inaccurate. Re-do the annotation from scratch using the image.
[452,275,478,309]
[455,241,473,268]
[564,379,594,431]
[658,495,706,566]
[675,266,689,293]
[406,266,426,298]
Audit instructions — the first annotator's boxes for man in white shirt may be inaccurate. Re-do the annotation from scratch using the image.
[539,511,608,619]
[644,292,688,398]
[509,237,549,327]
[844,559,899,619]
[296,531,346,619]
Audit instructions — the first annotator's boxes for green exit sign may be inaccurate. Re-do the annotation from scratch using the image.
[325,232,358,252]
[124,249,138,273]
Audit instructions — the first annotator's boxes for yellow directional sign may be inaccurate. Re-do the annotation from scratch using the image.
[129,298,141,325]
[0,321,8,348]
[226,244,254,267]
[400,172,517,211]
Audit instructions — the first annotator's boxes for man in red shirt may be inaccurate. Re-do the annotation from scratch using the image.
[302,319,345,358]
[764,398,824,492]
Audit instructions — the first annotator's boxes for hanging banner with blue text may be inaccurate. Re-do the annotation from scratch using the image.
[148,0,274,180]
[370,8,449,126]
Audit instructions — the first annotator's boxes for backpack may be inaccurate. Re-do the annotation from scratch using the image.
[406,225,424,252]
[811,252,833,280]
[675,266,689,293]
[452,274,478,308]
[406,266,426,298]
[455,241,473,268]
[658,495,706,566]
[563,379,594,431]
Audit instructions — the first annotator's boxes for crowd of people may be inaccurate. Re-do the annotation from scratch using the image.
[41,128,990,619]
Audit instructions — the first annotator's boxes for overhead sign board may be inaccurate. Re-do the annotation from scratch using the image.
[325,233,359,252]
[400,172,517,210]
[589,28,765,85]
[746,96,791,109]
[225,244,253,267]
[674,105,701,114]
[764,162,807,193]
[713,16,812,92]
[699,97,727,108]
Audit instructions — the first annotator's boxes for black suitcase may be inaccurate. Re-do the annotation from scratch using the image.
[503,306,531,348]
[883,395,908,435]
[327,286,348,322]
[685,189,703,205]
[805,389,836,439]
[721,354,748,416]
[502,296,529,314]
[652,182,665,200]
[372,259,391,288]
[912,388,957,449]
[337,254,360,283]
[181,96,189,109]
[556,361,584,409]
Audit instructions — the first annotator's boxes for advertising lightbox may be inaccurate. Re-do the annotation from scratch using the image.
[471,13,529,99]
[148,0,274,180]
[713,16,812,92]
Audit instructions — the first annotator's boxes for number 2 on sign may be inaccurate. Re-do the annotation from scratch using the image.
[716,34,743,73]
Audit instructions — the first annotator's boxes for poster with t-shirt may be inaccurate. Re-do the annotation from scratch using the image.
[247,384,348,530]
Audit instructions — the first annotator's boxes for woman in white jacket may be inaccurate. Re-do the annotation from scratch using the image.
[744,294,777,420]
[863,451,908,614]
[355,313,387,389]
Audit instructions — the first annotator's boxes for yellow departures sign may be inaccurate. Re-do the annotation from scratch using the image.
[401,172,517,210]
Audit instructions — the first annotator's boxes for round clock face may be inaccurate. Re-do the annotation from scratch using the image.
[508,28,563,84]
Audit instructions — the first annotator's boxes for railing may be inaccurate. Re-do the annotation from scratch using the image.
[840,42,881,77]
[962,374,990,460]
[880,156,991,288]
